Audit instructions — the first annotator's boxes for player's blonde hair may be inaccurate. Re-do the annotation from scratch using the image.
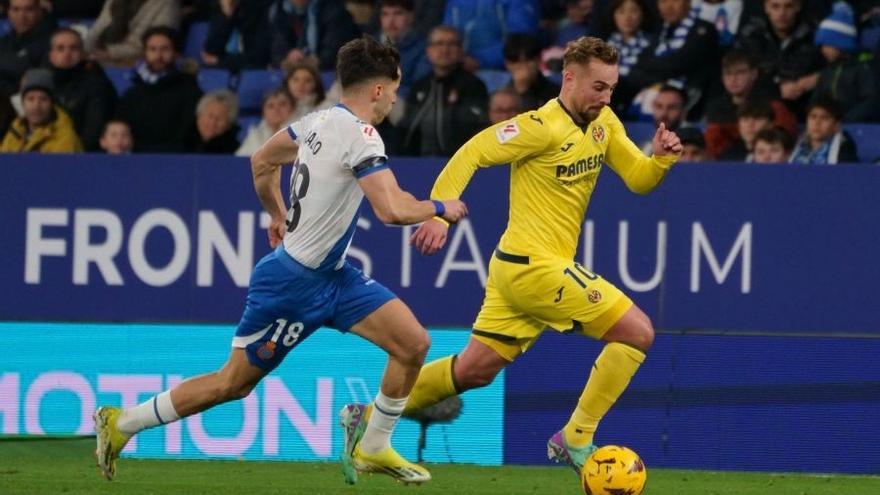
[562,36,619,69]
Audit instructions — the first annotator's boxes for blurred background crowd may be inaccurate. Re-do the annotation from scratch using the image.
[1,0,879,164]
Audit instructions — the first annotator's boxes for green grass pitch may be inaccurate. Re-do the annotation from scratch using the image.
[2,437,878,495]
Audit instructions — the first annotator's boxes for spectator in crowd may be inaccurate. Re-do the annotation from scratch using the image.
[555,0,596,45]
[789,96,858,164]
[443,0,540,70]
[99,119,134,154]
[0,88,15,138]
[378,0,430,97]
[116,27,203,152]
[488,87,522,123]
[692,0,755,46]
[189,89,240,153]
[269,0,361,71]
[347,0,375,32]
[640,84,687,153]
[47,28,117,151]
[704,50,797,158]
[678,126,708,161]
[719,99,776,161]
[619,0,721,120]
[0,0,56,95]
[86,0,181,68]
[201,0,275,70]
[752,126,793,163]
[503,34,560,111]
[0,68,83,153]
[283,60,328,121]
[236,87,294,156]
[812,1,879,122]
[400,26,489,156]
[604,0,652,79]
[735,0,825,117]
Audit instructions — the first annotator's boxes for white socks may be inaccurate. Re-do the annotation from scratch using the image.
[360,391,408,454]
[117,391,181,436]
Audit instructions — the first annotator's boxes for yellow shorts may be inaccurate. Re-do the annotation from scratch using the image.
[472,248,633,361]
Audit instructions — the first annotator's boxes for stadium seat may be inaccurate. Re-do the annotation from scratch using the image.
[476,70,511,94]
[197,68,230,93]
[844,124,880,162]
[235,69,284,112]
[183,21,210,61]
[0,19,9,36]
[104,66,134,96]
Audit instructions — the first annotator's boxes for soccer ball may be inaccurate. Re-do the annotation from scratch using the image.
[581,445,647,495]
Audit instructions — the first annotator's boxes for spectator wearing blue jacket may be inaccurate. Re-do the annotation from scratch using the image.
[443,0,540,70]
[378,0,430,97]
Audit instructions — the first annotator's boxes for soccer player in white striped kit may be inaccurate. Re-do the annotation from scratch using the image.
[94,35,467,485]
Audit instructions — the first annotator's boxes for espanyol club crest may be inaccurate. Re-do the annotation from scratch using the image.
[591,125,605,143]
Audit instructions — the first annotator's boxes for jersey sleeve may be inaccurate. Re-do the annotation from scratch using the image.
[604,111,677,194]
[430,111,552,200]
[343,120,389,179]
[286,112,314,143]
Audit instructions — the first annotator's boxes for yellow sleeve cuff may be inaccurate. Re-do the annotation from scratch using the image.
[650,153,678,169]
[432,216,450,227]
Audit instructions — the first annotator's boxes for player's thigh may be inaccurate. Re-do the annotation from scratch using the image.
[232,249,330,371]
[472,259,546,361]
[215,347,270,394]
[503,258,633,340]
[333,262,429,359]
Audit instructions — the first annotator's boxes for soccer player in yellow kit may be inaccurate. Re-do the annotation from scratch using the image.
[407,36,682,475]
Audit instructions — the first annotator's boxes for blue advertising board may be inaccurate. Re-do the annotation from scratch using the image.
[0,322,503,464]
[1,154,878,334]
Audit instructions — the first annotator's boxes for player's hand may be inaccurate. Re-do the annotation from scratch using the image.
[268,216,286,248]
[652,122,682,156]
[410,219,449,256]
[441,199,468,223]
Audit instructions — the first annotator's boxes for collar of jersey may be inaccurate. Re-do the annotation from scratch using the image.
[555,98,589,133]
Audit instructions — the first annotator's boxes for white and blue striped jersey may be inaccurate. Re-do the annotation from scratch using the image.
[282,104,388,270]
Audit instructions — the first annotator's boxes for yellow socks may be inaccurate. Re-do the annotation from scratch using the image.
[403,355,459,416]
[563,342,646,448]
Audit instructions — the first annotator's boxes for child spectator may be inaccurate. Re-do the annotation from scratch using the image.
[812,1,878,122]
[789,96,859,164]
[236,87,295,156]
[99,119,134,154]
[719,100,775,161]
[752,126,793,163]
[678,126,707,162]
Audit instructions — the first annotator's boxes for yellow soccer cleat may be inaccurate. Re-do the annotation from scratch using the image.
[353,444,432,485]
[93,406,131,481]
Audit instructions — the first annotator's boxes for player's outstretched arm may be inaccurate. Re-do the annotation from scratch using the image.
[251,128,299,247]
[606,120,681,194]
[358,168,467,226]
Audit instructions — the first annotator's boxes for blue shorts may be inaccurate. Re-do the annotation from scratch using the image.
[232,246,396,370]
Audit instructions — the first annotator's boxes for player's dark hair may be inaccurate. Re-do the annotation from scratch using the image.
[380,0,414,11]
[562,36,618,69]
[503,34,542,62]
[336,35,400,90]
[807,94,844,121]
[141,26,179,52]
[754,126,794,151]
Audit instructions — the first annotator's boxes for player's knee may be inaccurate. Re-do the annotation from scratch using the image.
[217,377,256,402]
[633,313,655,351]
[394,328,431,367]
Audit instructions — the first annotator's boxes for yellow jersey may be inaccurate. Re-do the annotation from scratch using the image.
[430,98,677,260]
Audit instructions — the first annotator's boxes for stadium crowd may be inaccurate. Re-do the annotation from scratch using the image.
[0,0,878,163]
